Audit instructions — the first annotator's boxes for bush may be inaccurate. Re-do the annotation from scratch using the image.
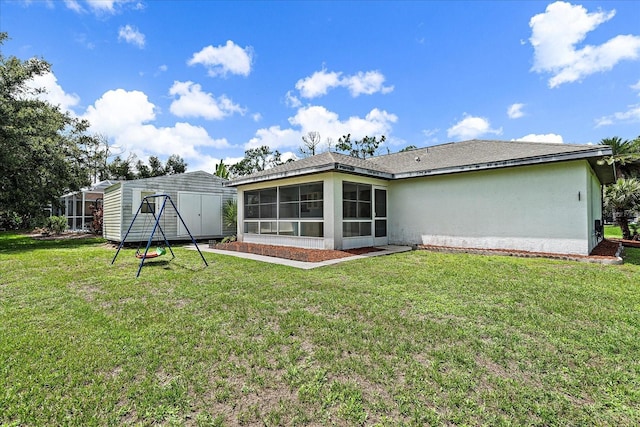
[45,216,68,235]
[0,211,23,230]
[223,199,237,230]
[221,235,237,244]
[90,204,103,235]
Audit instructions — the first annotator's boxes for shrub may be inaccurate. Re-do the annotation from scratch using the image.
[221,235,237,244]
[0,211,23,230]
[90,204,103,235]
[45,216,68,235]
[223,199,237,230]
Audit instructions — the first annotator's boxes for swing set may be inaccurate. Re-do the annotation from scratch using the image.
[111,194,208,277]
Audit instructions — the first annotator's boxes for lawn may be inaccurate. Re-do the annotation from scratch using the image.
[605,224,623,239]
[1,232,640,426]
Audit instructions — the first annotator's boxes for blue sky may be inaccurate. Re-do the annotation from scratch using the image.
[2,0,639,173]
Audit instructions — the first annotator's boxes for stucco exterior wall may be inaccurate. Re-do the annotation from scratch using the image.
[388,160,594,255]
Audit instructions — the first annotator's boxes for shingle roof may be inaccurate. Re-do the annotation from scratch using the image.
[226,151,393,186]
[226,139,614,186]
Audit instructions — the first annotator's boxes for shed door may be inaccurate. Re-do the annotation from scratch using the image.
[178,192,222,237]
[201,194,222,236]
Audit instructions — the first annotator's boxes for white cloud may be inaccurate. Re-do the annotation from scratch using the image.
[295,68,394,99]
[595,104,640,127]
[295,69,342,98]
[188,40,253,77]
[24,72,80,113]
[343,71,394,97]
[245,105,397,151]
[159,64,168,72]
[285,90,302,108]
[632,80,640,94]
[447,114,502,140]
[252,113,262,122]
[514,133,564,143]
[64,0,83,12]
[82,89,155,135]
[81,89,230,166]
[422,128,439,144]
[168,81,245,120]
[245,126,301,151]
[507,103,525,119]
[118,25,145,48]
[529,1,640,88]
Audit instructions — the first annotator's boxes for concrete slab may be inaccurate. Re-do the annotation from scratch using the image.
[184,244,412,269]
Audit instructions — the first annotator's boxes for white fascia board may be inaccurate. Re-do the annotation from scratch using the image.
[394,149,613,180]
[226,163,393,187]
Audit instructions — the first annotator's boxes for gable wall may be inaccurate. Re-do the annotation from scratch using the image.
[388,160,593,255]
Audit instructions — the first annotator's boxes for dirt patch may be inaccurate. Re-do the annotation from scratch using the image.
[210,241,382,263]
[589,239,621,256]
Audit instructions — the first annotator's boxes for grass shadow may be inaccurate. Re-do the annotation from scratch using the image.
[0,232,105,254]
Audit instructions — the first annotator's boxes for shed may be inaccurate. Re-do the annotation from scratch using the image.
[103,171,236,242]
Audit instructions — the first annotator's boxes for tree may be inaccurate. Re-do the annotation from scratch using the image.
[604,178,640,240]
[0,32,93,226]
[336,134,386,159]
[214,160,230,179]
[165,154,187,175]
[148,156,165,177]
[107,155,136,180]
[598,136,640,179]
[399,145,418,152]
[299,131,322,158]
[135,159,152,179]
[222,199,237,230]
[229,146,284,177]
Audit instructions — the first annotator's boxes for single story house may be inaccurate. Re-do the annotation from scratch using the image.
[225,139,615,256]
[103,171,236,242]
[55,180,119,232]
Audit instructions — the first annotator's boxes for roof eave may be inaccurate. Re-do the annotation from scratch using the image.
[394,148,615,180]
[225,162,393,187]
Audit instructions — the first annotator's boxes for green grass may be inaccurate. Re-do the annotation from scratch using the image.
[1,232,640,425]
[605,224,622,239]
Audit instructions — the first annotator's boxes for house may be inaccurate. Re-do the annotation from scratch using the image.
[55,180,119,232]
[225,139,615,256]
[103,171,236,242]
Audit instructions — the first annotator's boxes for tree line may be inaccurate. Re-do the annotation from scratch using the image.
[600,136,640,240]
[0,33,186,228]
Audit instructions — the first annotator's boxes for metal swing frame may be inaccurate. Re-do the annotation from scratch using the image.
[111,194,208,277]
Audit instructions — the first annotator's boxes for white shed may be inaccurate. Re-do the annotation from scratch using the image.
[103,171,236,242]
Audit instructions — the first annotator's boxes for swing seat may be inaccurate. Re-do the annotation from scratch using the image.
[136,247,166,259]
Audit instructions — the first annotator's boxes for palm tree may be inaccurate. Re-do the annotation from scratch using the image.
[222,199,237,231]
[598,136,640,179]
[214,160,230,179]
[604,178,640,240]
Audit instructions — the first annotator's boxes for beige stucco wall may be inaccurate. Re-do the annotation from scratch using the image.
[388,160,597,255]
